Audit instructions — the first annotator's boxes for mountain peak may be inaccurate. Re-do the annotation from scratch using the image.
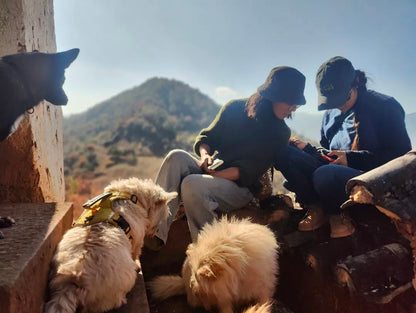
[63,77,220,157]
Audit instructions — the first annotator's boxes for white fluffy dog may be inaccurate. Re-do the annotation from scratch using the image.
[45,177,177,313]
[149,217,279,313]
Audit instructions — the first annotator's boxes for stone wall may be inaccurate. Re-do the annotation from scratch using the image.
[0,0,64,203]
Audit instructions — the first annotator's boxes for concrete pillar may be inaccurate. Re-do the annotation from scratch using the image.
[0,0,64,202]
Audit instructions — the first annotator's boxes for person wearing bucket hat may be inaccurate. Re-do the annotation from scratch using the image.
[258,66,306,106]
[274,56,411,238]
[144,66,306,250]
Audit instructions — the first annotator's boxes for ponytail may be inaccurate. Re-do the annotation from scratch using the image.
[352,70,367,94]
[349,70,368,150]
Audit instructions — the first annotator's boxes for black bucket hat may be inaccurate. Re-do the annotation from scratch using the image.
[316,56,356,111]
[258,66,306,105]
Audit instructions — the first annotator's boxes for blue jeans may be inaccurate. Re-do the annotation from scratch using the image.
[274,146,362,214]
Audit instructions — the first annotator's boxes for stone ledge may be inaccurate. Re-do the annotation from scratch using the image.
[107,266,150,313]
[0,202,73,313]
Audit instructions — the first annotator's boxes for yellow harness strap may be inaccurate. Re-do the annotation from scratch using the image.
[73,192,141,241]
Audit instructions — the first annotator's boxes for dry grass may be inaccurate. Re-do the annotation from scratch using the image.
[93,156,163,190]
[66,155,163,219]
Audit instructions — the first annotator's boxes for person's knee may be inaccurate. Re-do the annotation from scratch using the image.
[313,164,339,193]
[313,164,361,194]
[180,175,206,203]
[164,149,189,166]
[274,146,292,169]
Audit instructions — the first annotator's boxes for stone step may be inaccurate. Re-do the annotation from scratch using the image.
[106,266,150,313]
[0,202,150,313]
[0,202,73,313]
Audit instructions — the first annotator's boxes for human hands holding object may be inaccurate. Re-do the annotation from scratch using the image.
[289,137,307,150]
[289,137,346,164]
[327,150,347,166]
[199,144,220,173]
[207,153,224,170]
[199,152,213,173]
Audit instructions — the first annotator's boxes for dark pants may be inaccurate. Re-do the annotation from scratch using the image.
[274,146,362,214]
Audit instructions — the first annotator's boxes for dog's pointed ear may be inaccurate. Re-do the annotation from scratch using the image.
[165,191,178,203]
[197,265,216,279]
[56,48,80,68]
[197,262,223,280]
[156,191,178,206]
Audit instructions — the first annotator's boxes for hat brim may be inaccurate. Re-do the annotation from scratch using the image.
[317,89,350,111]
[291,94,306,106]
[259,89,306,106]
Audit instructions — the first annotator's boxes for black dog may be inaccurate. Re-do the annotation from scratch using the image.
[0,48,79,141]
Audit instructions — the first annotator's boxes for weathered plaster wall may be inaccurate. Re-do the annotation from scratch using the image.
[0,0,65,202]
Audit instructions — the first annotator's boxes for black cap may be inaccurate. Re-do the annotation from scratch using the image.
[258,66,306,105]
[316,56,356,111]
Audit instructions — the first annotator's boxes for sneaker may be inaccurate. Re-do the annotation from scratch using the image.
[144,236,164,251]
[298,206,326,231]
[329,214,356,238]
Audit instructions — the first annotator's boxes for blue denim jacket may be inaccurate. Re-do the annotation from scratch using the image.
[320,90,411,171]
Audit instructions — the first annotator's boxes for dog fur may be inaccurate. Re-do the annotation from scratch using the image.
[45,177,177,313]
[149,217,279,313]
[0,48,79,141]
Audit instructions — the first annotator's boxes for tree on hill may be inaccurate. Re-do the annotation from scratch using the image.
[63,78,221,174]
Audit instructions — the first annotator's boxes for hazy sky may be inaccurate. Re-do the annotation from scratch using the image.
[54,0,416,117]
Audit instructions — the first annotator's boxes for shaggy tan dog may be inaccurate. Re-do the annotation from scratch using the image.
[149,217,279,313]
[45,177,177,313]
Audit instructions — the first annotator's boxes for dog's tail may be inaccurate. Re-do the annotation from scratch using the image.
[148,275,186,300]
[243,301,273,313]
[44,282,79,313]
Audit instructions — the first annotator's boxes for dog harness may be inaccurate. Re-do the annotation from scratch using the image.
[73,192,142,241]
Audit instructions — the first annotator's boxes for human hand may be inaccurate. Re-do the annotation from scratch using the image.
[289,137,307,150]
[199,153,215,173]
[328,150,348,166]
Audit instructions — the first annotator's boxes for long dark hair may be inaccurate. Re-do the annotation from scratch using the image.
[352,70,367,95]
[245,92,274,122]
[350,70,368,150]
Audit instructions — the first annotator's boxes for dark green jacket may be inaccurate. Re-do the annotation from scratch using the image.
[193,99,290,192]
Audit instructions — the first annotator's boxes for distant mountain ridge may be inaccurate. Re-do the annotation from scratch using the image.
[63,77,220,158]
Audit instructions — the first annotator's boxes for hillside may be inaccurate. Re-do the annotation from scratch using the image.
[63,77,222,177]
[63,77,222,214]
[64,77,220,157]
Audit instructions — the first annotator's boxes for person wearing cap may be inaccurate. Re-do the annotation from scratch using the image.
[145,66,306,249]
[275,56,411,238]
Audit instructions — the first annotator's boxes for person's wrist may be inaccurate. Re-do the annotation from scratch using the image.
[292,139,306,150]
[298,142,307,150]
